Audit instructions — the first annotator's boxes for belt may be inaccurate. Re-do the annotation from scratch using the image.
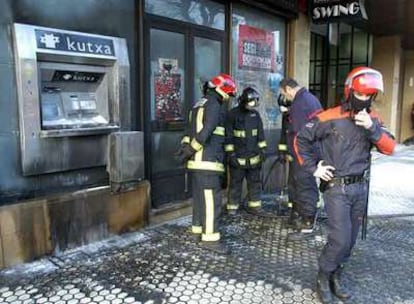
[320,174,367,192]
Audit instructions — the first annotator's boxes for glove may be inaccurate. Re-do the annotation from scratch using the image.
[313,160,335,181]
[354,108,373,129]
[228,153,239,168]
[280,105,289,113]
[175,144,196,164]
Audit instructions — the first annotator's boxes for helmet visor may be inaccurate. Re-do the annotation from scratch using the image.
[352,71,384,95]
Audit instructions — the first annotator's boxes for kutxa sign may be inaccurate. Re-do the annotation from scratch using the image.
[311,0,367,24]
[35,29,115,56]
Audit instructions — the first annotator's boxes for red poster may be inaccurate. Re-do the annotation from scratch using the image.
[238,24,275,72]
[154,73,183,121]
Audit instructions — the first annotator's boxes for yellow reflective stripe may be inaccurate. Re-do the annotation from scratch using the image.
[233,129,246,138]
[196,107,204,133]
[287,201,293,208]
[287,155,294,162]
[181,136,190,144]
[194,149,203,161]
[226,204,239,210]
[204,189,214,234]
[248,200,262,208]
[213,126,225,136]
[252,129,258,136]
[201,232,220,242]
[236,158,246,166]
[278,144,287,151]
[250,155,261,165]
[191,138,203,151]
[258,141,267,148]
[192,226,202,234]
[225,144,235,152]
[187,160,225,172]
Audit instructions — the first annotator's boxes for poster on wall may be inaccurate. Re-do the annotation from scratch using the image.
[154,58,183,121]
[238,24,275,72]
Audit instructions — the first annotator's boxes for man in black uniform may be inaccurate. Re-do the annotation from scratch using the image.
[224,87,267,214]
[279,78,323,233]
[295,67,396,303]
[176,73,237,254]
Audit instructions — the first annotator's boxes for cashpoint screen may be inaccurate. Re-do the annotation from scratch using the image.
[39,65,110,130]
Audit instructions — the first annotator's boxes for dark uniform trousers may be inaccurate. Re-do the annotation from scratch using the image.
[319,181,368,273]
[288,158,319,218]
[191,171,223,242]
[228,166,262,209]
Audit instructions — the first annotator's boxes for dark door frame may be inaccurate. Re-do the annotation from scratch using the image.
[143,13,227,207]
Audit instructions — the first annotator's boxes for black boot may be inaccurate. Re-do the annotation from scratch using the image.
[286,210,300,229]
[330,265,351,300]
[316,270,334,304]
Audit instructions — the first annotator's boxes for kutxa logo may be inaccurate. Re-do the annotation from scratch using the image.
[35,29,115,56]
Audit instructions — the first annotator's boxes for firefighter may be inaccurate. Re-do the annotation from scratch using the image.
[176,73,237,254]
[279,78,323,233]
[294,67,396,303]
[225,87,267,214]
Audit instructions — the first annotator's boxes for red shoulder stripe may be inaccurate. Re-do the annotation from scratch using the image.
[317,106,349,122]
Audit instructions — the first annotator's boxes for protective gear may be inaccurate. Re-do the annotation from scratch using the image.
[180,87,230,244]
[225,90,267,213]
[175,144,196,164]
[317,271,334,304]
[330,265,351,300]
[279,105,289,113]
[354,108,374,129]
[239,87,260,108]
[313,161,335,181]
[344,66,384,100]
[209,73,237,101]
[350,94,373,112]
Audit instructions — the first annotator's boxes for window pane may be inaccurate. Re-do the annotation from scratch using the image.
[338,23,352,59]
[150,29,185,122]
[353,29,369,64]
[145,0,225,30]
[194,37,222,102]
[232,3,286,136]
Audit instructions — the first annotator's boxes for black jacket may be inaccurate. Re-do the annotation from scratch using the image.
[181,91,227,173]
[294,103,396,176]
[225,106,267,168]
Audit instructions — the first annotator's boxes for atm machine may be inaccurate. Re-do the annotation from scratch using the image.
[13,23,137,177]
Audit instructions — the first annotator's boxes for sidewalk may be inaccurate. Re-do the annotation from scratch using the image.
[1,145,414,304]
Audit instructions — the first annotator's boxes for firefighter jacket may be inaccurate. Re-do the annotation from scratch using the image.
[294,103,396,177]
[287,88,322,156]
[224,106,267,168]
[181,92,227,173]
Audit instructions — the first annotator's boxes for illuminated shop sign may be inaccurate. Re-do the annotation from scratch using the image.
[35,29,115,56]
[311,0,367,24]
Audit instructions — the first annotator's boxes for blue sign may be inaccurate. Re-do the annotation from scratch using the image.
[35,29,115,56]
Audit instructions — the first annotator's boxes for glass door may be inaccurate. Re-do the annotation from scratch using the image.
[146,23,224,208]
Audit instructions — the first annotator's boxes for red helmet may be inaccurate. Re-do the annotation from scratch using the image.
[209,73,237,101]
[344,67,384,100]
